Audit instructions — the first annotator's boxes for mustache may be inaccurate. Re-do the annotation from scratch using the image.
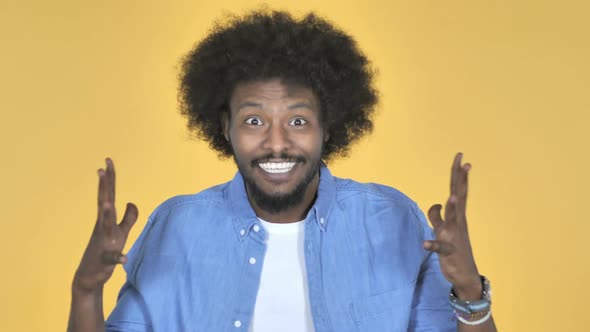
[251,153,306,167]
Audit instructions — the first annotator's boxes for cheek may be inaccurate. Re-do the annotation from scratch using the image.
[297,133,325,156]
[229,129,260,153]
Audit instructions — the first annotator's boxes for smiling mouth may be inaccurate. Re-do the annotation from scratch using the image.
[258,161,297,174]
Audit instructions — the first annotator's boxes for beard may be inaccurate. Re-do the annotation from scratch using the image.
[233,151,322,215]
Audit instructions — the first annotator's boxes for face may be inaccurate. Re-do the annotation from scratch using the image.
[224,79,328,214]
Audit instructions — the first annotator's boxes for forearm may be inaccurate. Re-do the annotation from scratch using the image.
[67,283,105,332]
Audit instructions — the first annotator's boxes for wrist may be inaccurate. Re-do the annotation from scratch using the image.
[72,276,103,298]
[449,275,492,325]
[452,275,482,301]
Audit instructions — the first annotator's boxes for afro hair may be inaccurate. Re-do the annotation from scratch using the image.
[178,9,378,162]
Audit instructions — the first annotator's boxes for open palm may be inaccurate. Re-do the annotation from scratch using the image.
[73,158,138,293]
[424,153,481,298]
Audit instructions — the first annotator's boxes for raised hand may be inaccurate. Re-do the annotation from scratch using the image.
[424,153,482,300]
[73,158,138,294]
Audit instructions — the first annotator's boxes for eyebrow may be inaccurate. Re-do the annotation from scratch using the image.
[288,102,317,111]
[235,101,317,112]
[236,102,262,112]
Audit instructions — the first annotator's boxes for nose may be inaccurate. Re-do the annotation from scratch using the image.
[262,123,292,154]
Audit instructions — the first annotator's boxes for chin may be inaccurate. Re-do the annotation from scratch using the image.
[244,170,317,214]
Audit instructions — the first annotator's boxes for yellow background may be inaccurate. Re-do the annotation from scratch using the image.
[1,0,588,330]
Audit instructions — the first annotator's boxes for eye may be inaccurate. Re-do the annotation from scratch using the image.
[245,117,263,126]
[289,118,307,126]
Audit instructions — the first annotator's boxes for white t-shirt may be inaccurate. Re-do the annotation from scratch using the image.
[249,218,314,332]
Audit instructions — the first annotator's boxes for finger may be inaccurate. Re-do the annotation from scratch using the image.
[101,251,127,265]
[444,195,458,224]
[459,163,470,199]
[97,168,106,209]
[423,240,455,256]
[100,201,117,233]
[455,163,470,215]
[427,204,444,229]
[97,158,116,222]
[105,158,116,205]
[450,152,463,197]
[119,203,138,235]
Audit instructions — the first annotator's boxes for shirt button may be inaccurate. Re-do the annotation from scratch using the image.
[249,257,256,264]
[253,224,260,232]
[240,229,245,236]
[320,217,325,224]
[234,320,242,328]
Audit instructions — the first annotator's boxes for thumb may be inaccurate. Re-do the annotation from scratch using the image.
[427,204,444,229]
[119,203,138,235]
[101,251,127,265]
[423,240,455,256]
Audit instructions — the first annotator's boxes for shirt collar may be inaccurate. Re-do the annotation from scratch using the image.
[228,164,337,241]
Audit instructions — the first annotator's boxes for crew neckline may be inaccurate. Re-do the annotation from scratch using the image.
[258,217,305,234]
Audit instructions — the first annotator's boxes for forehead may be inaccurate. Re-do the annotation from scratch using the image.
[229,79,319,109]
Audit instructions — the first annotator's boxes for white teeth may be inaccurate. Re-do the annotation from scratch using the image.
[259,162,296,174]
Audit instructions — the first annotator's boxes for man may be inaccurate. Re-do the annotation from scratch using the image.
[69,10,497,332]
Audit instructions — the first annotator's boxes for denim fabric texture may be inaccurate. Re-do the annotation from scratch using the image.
[106,166,456,332]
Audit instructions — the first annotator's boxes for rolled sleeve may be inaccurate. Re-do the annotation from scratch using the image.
[408,205,456,331]
[105,282,151,332]
[409,250,456,331]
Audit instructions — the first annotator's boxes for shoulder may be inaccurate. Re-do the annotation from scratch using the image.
[333,177,418,210]
[330,176,430,237]
[136,181,234,249]
[148,182,230,221]
[324,176,435,268]
[124,180,234,273]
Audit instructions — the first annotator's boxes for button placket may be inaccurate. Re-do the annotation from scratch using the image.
[231,229,266,331]
[305,215,333,331]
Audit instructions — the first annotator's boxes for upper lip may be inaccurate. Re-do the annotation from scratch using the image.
[257,159,298,164]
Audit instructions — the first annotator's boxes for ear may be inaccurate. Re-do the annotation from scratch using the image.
[221,112,230,141]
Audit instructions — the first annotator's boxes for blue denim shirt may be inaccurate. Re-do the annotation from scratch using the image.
[106,166,455,332]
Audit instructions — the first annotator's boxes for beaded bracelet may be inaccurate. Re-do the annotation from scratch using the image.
[454,309,489,320]
[455,310,492,326]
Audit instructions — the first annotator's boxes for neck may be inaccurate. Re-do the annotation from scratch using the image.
[249,173,320,223]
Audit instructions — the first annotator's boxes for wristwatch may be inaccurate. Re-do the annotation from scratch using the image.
[449,275,492,316]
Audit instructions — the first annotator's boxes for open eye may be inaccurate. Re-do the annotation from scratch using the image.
[245,117,264,126]
[289,118,307,126]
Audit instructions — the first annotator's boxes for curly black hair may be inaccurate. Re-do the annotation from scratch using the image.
[178,9,378,162]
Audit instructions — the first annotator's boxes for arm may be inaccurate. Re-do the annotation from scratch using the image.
[424,153,497,332]
[68,286,105,332]
[67,158,138,332]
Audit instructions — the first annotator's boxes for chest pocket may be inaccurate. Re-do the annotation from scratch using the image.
[349,287,413,331]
